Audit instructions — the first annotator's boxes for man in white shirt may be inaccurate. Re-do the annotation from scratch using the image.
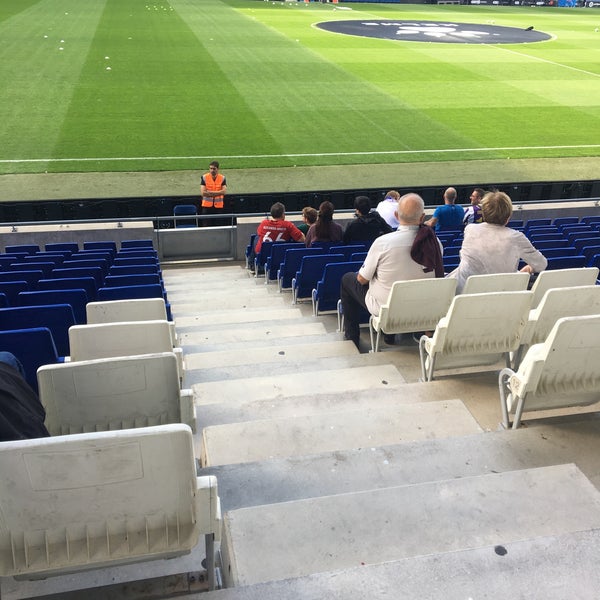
[340,193,440,350]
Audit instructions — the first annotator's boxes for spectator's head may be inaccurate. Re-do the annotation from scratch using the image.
[481,191,513,226]
[470,187,485,206]
[302,206,318,225]
[397,193,425,226]
[354,196,371,217]
[317,201,335,223]
[270,202,286,220]
[384,190,400,202]
[443,187,457,204]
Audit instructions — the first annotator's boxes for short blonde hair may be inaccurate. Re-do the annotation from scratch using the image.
[481,191,513,225]
[302,206,318,224]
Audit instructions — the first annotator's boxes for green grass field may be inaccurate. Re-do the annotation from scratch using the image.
[1,0,599,176]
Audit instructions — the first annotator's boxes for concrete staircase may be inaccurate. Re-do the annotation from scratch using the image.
[167,263,600,598]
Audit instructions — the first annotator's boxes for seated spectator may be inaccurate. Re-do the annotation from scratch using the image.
[0,352,50,442]
[375,190,401,230]
[297,206,318,235]
[250,202,305,272]
[463,187,485,226]
[447,191,547,294]
[305,201,343,247]
[340,193,443,350]
[425,187,464,231]
[343,196,392,244]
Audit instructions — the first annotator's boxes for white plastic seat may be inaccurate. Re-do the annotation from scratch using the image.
[514,285,600,368]
[67,320,184,382]
[86,298,177,346]
[499,314,600,429]
[37,352,195,435]
[529,267,599,308]
[461,272,530,295]
[0,424,221,589]
[369,278,457,353]
[418,291,533,381]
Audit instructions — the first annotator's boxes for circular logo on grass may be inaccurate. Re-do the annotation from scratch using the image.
[315,20,551,44]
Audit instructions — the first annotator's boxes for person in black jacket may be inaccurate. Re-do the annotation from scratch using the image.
[0,352,50,442]
[343,196,392,244]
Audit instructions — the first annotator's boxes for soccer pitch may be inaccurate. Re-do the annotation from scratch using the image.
[1,0,599,176]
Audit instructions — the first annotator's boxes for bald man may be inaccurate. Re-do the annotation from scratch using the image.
[425,187,464,232]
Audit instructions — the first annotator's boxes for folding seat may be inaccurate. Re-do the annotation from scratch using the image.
[336,298,370,334]
[86,297,175,345]
[22,254,65,265]
[552,217,579,227]
[245,234,257,270]
[328,244,369,261]
[38,352,195,434]
[530,267,600,308]
[436,232,459,246]
[103,274,162,288]
[0,281,29,305]
[308,241,336,251]
[499,314,600,429]
[539,247,579,258]
[9,261,56,278]
[370,278,457,353]
[68,320,183,381]
[45,242,79,254]
[545,255,586,270]
[96,284,171,320]
[37,277,98,302]
[4,244,39,255]
[580,215,600,225]
[61,258,110,276]
[264,242,302,283]
[113,256,159,268]
[83,240,117,253]
[115,249,159,259]
[526,226,559,238]
[558,224,593,235]
[524,218,552,233]
[173,204,198,228]
[442,245,462,257]
[0,304,75,357]
[120,239,154,249]
[350,251,368,262]
[507,220,524,229]
[0,270,43,287]
[252,241,273,278]
[514,285,600,369]
[0,424,221,590]
[292,254,345,304]
[277,247,322,291]
[461,272,530,295]
[0,256,16,269]
[418,291,533,381]
[51,266,104,288]
[108,264,162,278]
[581,245,600,263]
[71,251,114,263]
[0,327,63,393]
[17,289,88,324]
[527,233,565,245]
[312,261,362,316]
[531,240,573,251]
[574,236,600,253]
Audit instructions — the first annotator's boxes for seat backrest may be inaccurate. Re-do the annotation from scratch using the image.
[462,272,530,295]
[265,242,302,280]
[0,305,75,357]
[378,278,457,334]
[37,277,98,302]
[0,270,43,286]
[4,244,39,255]
[581,244,600,261]
[314,261,363,312]
[294,254,344,299]
[121,239,155,249]
[173,204,197,216]
[329,244,368,261]
[17,289,88,324]
[45,242,79,254]
[530,267,600,307]
[83,240,117,253]
[116,249,159,259]
[22,254,65,265]
[552,217,579,227]
[38,352,183,435]
[86,298,168,324]
[0,281,29,305]
[545,255,586,270]
[104,274,162,288]
[278,247,322,289]
[526,285,600,346]
[439,291,532,354]
[573,236,600,252]
[515,315,600,412]
[97,283,164,302]
[0,328,60,393]
[113,257,159,267]
[0,424,219,579]
[52,267,104,287]
[68,320,173,361]
[62,258,110,275]
[9,262,56,277]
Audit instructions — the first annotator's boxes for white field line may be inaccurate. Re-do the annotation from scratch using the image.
[1,144,599,165]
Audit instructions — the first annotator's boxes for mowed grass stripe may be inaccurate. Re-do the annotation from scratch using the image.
[0,0,42,24]
[176,0,484,163]
[0,0,106,167]
[52,0,281,172]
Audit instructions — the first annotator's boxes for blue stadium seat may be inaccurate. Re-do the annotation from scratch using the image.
[552,217,579,227]
[45,242,79,254]
[350,252,368,262]
[0,293,8,308]
[252,241,273,277]
[9,262,56,278]
[96,284,171,319]
[120,239,154,249]
[277,247,323,291]
[83,241,117,253]
[312,261,363,315]
[329,244,369,261]
[62,258,111,276]
[4,244,39,255]
[0,305,75,357]
[52,266,104,288]
[37,277,98,302]
[173,204,198,228]
[17,289,89,324]
[292,254,345,304]
[0,327,63,393]
[0,271,43,287]
[0,281,29,305]
[545,255,587,270]
[108,265,162,278]
[112,257,159,268]
[264,242,302,283]
[103,274,162,288]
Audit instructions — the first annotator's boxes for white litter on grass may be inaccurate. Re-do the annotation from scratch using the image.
[60,39,65,42]
[59,47,64,50]
[106,66,112,71]
[43,35,48,38]
[105,56,110,59]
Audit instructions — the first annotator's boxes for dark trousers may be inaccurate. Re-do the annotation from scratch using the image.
[201,206,225,227]
[340,271,369,348]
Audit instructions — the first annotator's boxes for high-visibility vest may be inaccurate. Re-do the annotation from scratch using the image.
[201,173,225,208]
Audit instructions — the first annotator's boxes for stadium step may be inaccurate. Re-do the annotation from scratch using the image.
[199,399,481,467]
[219,463,600,587]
